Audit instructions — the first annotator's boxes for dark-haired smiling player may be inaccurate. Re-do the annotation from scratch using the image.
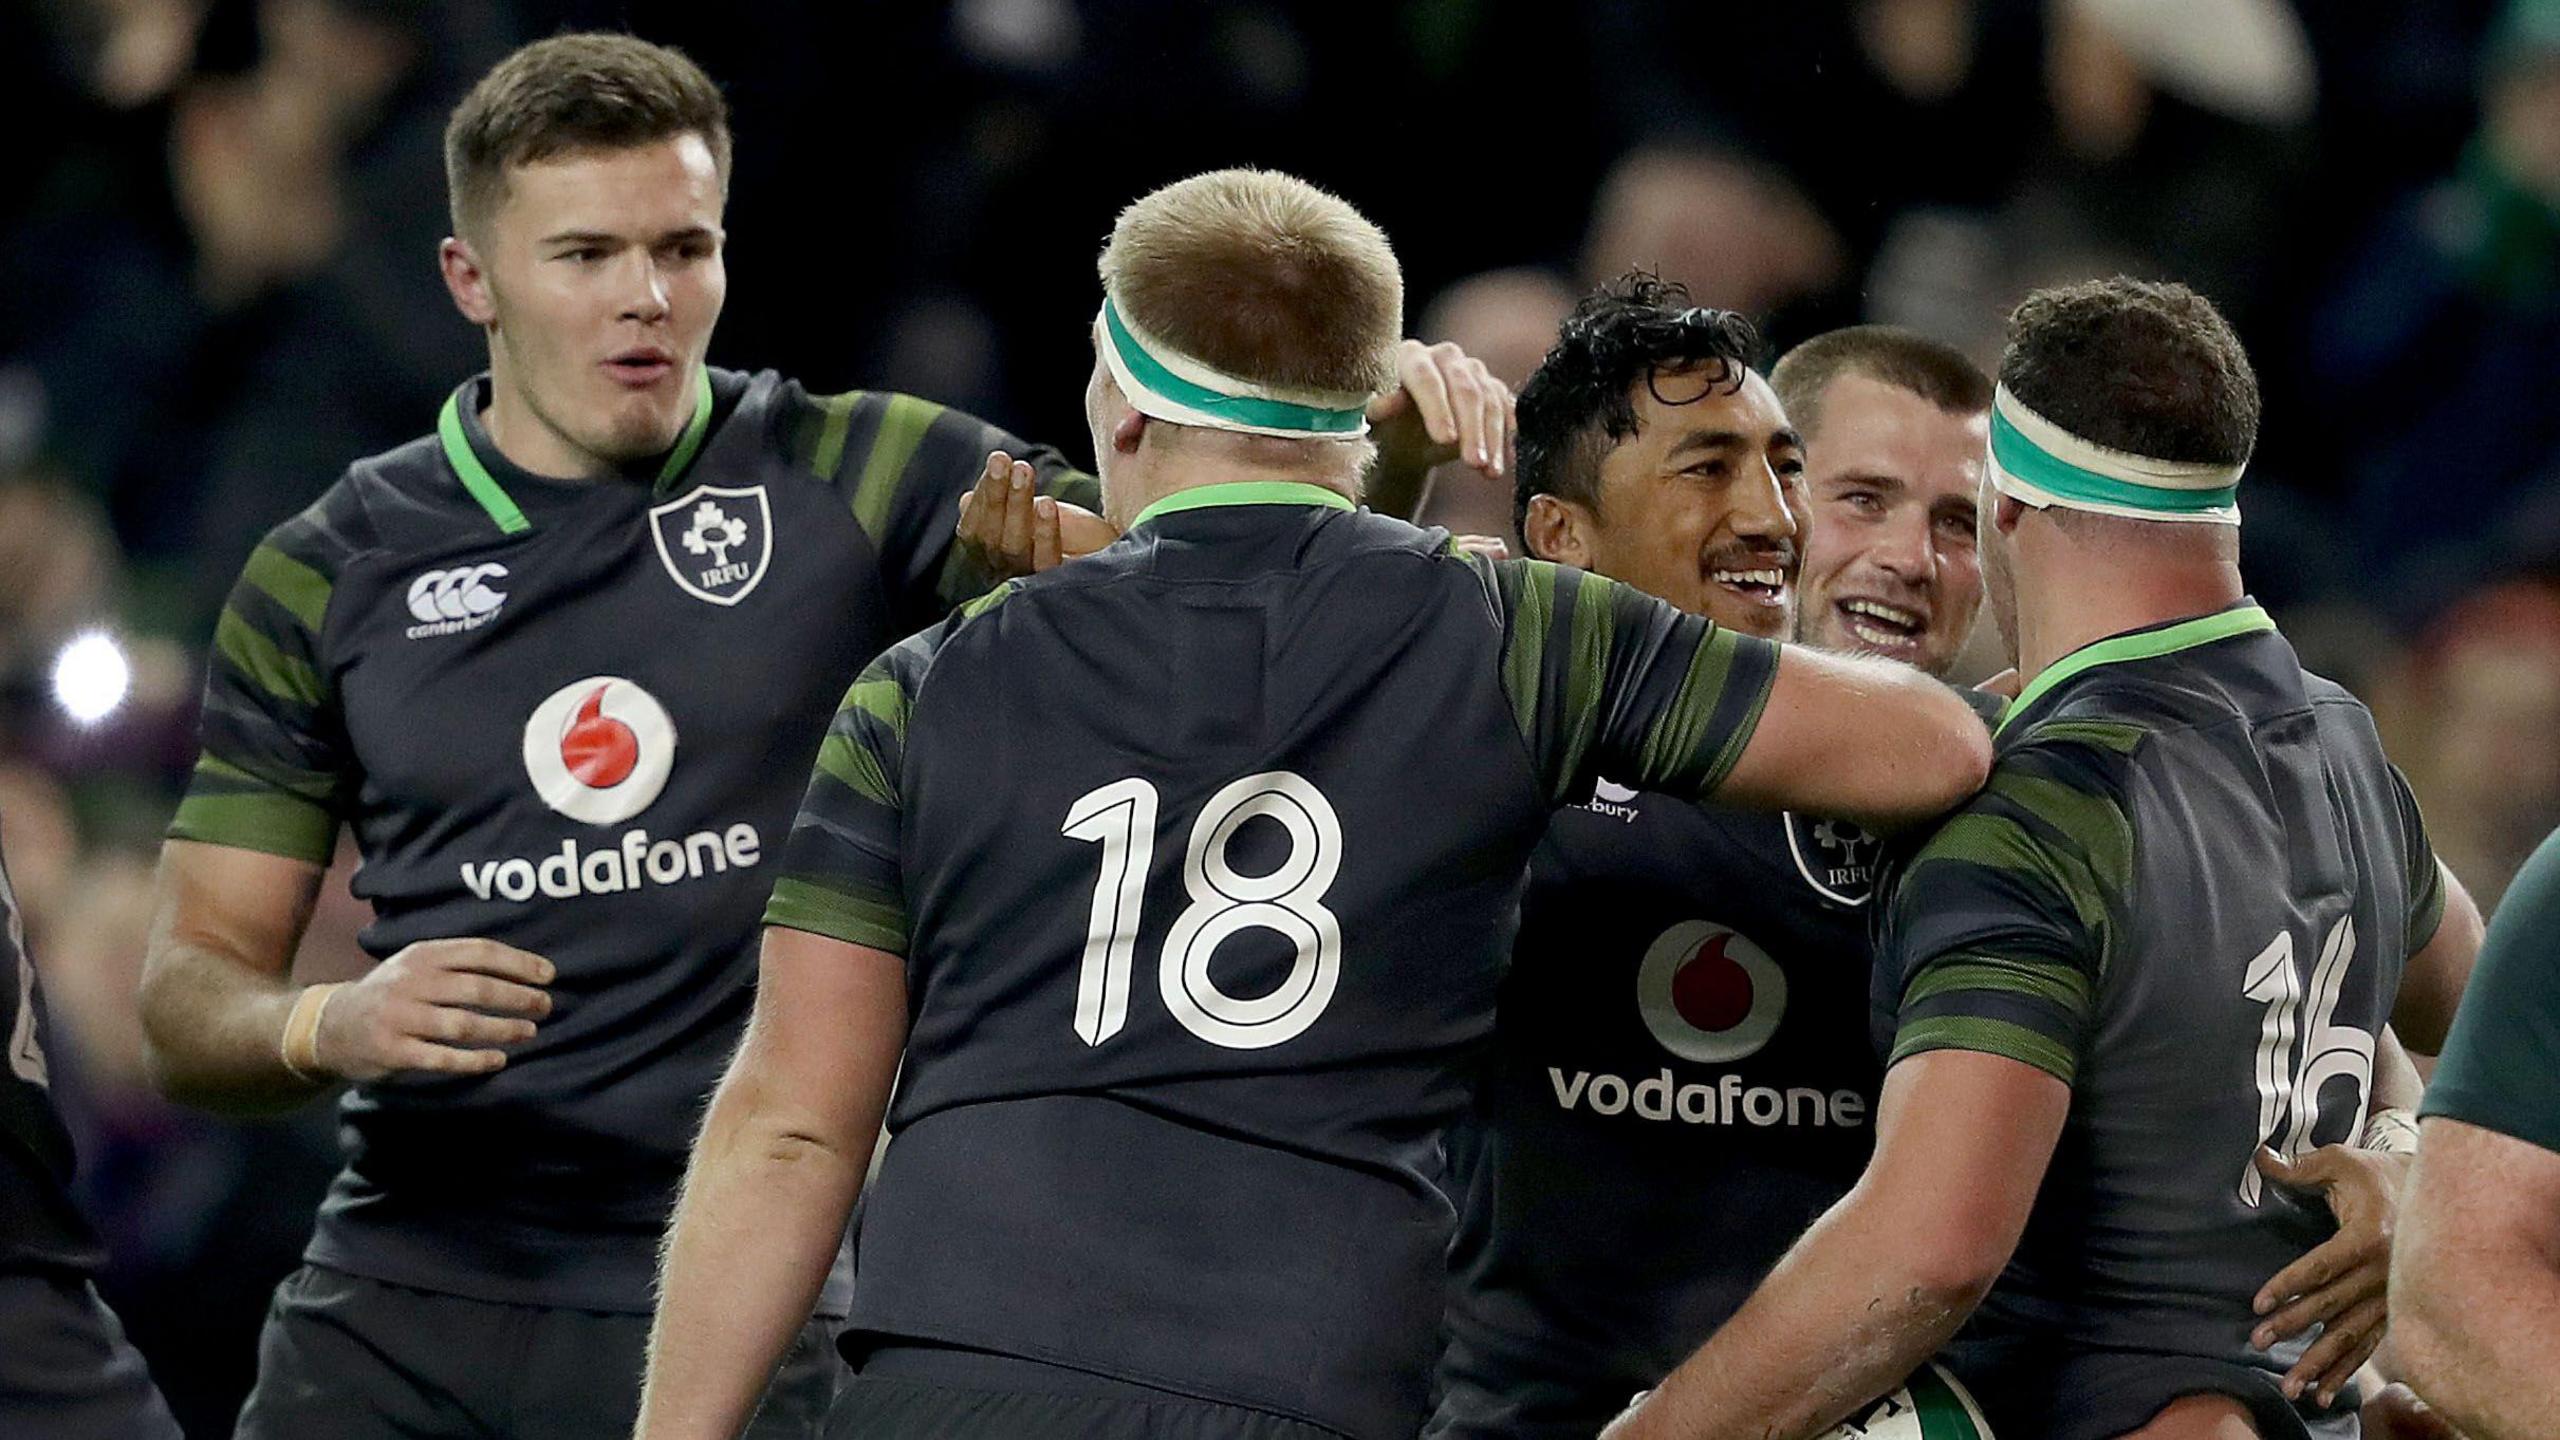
[1430,296,1999,1440]
[1608,280,2483,1440]
[133,34,1507,1440]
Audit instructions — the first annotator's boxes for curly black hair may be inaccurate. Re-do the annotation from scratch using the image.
[1513,272,1766,545]
[1999,278,2258,467]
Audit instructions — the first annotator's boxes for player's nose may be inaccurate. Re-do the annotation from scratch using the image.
[619,256,672,324]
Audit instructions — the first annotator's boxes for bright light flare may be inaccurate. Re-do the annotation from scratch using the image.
[51,631,131,726]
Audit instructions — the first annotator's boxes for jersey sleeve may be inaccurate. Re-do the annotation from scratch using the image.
[1481,557,1780,807]
[763,613,954,955]
[1873,719,2145,1085]
[795,389,1096,634]
[2388,762,2447,954]
[167,505,364,864]
[2423,827,2560,1154]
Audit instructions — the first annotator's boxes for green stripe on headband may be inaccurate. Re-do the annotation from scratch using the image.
[1989,407,2239,516]
[1102,298,1368,436]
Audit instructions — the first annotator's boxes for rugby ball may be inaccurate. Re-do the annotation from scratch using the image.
[1816,1364,1994,1440]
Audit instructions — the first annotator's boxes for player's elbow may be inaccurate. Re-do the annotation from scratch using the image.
[1902,1229,2006,1315]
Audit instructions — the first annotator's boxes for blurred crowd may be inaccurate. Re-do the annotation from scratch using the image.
[1,0,2557,1431]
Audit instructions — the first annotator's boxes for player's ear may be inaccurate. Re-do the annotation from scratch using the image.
[1110,407,1148,456]
[1522,493,1591,568]
[1991,493,2030,536]
[441,236,497,327]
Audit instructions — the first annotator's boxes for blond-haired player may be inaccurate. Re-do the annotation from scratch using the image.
[637,169,1991,1440]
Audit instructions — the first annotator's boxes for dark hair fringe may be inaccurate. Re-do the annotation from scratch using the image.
[1513,271,1765,539]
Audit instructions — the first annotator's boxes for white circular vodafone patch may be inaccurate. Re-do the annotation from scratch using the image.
[1636,920,1788,1064]
[521,677,676,825]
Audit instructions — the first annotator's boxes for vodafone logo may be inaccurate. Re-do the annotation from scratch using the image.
[521,677,676,825]
[404,565,508,638]
[1636,920,1788,1064]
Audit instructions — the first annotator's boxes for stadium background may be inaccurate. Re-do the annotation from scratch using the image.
[2,0,2555,1432]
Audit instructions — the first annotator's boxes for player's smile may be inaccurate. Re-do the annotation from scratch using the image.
[1834,590,1932,656]
[1707,540,1795,614]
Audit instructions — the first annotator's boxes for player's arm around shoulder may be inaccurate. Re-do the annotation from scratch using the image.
[1714,641,1993,832]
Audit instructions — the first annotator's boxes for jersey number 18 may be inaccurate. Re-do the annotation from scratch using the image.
[1063,771,1344,1052]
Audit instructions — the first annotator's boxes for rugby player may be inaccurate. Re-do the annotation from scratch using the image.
[135,35,1507,1440]
[1604,278,2485,1440]
[2393,822,2560,1440]
[2,831,181,1440]
[1431,308,1996,1440]
[635,168,1992,1440]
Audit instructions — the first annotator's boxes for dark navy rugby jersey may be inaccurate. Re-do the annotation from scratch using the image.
[2,832,101,1278]
[167,366,1089,1313]
[1872,604,2444,1439]
[768,483,1784,1440]
[1431,800,1884,1440]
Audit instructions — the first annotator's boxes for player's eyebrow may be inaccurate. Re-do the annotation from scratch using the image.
[1666,429,1746,459]
[1823,470,1909,494]
[539,229,626,247]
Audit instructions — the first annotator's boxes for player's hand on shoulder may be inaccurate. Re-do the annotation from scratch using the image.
[316,938,555,1083]
[1369,338,1514,482]
[956,450,1117,579]
[2251,1143,2410,1407]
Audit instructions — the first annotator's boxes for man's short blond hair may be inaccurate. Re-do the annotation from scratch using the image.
[1098,169,1403,401]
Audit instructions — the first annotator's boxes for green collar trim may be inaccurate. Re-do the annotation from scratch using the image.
[437,368,716,535]
[437,393,531,536]
[1998,604,2275,736]
[1129,481,1357,530]
[653,367,718,494]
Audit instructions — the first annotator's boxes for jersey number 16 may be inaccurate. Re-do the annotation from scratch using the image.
[1063,771,1345,1052]
[2239,915,2370,1206]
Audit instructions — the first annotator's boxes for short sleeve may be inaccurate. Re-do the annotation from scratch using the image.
[1483,557,1780,807]
[2388,763,2447,954]
[2422,827,2560,1155]
[763,622,946,954]
[799,389,1094,633]
[1874,721,2145,1085]
[167,516,360,864]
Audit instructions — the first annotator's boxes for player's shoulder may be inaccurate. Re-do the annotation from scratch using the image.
[255,437,430,578]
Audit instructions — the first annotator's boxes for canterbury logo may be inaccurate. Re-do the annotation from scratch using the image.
[404,565,509,638]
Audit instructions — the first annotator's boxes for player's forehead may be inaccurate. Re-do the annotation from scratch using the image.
[489,133,725,242]
[1613,366,1796,470]
[1806,373,1985,504]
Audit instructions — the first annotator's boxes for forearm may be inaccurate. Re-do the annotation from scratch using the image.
[2395,1253,2560,1438]
[138,936,328,1114]
[1607,1192,1983,1440]
[638,1071,869,1440]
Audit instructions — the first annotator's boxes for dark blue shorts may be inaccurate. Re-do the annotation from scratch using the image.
[0,1271,181,1440]
[234,1263,841,1440]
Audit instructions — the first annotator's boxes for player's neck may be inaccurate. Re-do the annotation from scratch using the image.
[1107,446,1359,527]
[479,361,619,482]
[2014,554,2247,685]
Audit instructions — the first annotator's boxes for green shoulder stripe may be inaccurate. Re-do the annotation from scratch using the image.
[242,544,332,633]
[764,876,908,954]
[850,394,948,540]
[168,788,336,864]
[1904,953,2094,1017]
[1499,562,1556,761]
[809,391,861,480]
[1892,1013,2079,1084]
[215,608,325,708]
[1555,571,1615,785]
[815,731,897,808]
[1984,767,2135,889]
[1637,625,1744,785]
